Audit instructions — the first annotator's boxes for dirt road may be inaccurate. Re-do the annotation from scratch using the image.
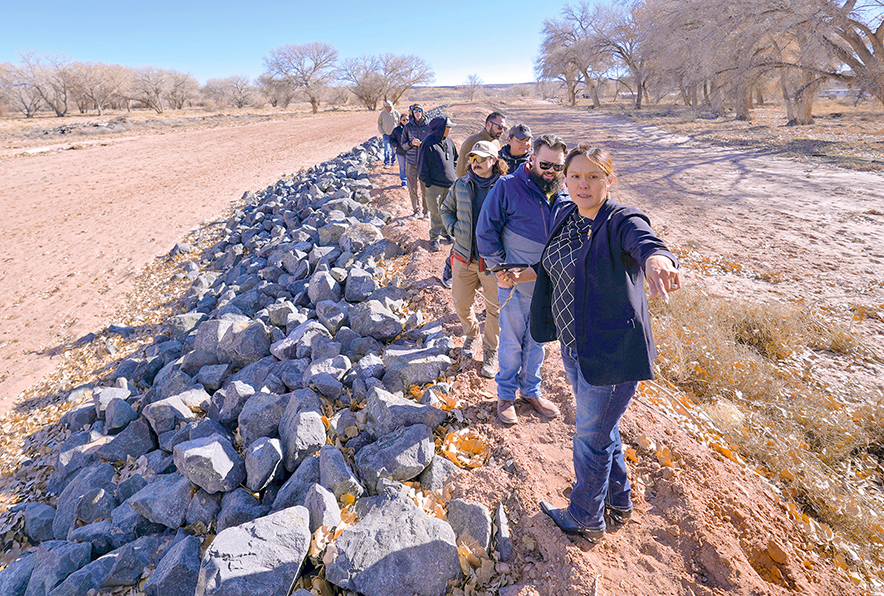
[0,111,377,413]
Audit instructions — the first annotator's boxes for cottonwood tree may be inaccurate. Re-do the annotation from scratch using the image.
[165,71,199,109]
[257,74,296,107]
[377,53,434,105]
[0,62,43,117]
[69,62,130,115]
[464,74,484,100]
[339,55,386,110]
[18,52,75,116]
[535,40,583,105]
[126,67,171,113]
[263,42,338,113]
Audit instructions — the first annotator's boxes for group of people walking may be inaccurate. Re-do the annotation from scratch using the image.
[377,104,681,543]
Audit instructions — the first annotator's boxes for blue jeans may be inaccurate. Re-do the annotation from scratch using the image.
[382,134,392,164]
[496,286,545,401]
[560,345,636,531]
[396,154,407,183]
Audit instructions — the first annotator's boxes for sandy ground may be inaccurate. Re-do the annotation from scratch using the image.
[1,99,881,594]
[0,111,376,414]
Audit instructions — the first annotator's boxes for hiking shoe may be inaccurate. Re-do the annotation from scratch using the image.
[480,350,497,378]
[402,180,408,187]
[606,505,632,528]
[430,239,441,252]
[497,399,518,425]
[539,501,605,542]
[421,212,430,220]
[462,336,478,359]
[523,396,560,418]
[441,258,452,288]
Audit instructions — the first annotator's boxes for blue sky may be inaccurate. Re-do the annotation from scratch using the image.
[1,0,575,86]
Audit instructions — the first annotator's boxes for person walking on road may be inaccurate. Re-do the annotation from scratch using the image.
[377,100,401,167]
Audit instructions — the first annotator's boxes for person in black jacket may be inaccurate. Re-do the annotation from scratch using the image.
[389,112,409,187]
[506,144,680,542]
[418,115,458,251]
[400,104,433,218]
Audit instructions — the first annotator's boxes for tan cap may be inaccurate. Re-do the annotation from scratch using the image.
[468,140,499,159]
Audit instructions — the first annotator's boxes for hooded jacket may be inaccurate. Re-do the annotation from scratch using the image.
[417,117,458,188]
[529,199,678,385]
[399,113,432,166]
[377,106,401,136]
[499,144,531,176]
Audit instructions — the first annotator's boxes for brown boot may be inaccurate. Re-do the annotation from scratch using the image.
[497,399,518,425]
[523,396,560,418]
[479,350,496,378]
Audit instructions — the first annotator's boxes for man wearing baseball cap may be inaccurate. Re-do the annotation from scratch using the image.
[499,123,533,174]
[377,100,401,167]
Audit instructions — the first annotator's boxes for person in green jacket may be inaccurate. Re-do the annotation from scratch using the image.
[440,140,508,378]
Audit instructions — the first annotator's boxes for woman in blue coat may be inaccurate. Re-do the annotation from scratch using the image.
[506,144,681,542]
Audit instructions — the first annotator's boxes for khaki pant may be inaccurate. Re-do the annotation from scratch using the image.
[452,258,500,353]
[425,185,449,242]
[405,162,427,214]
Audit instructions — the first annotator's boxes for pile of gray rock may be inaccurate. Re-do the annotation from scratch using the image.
[0,137,511,596]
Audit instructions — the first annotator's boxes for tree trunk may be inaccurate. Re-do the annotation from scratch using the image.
[733,79,751,120]
[633,69,643,109]
[755,87,764,106]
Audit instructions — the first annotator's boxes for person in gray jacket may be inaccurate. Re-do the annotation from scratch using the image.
[377,100,401,166]
[440,140,507,378]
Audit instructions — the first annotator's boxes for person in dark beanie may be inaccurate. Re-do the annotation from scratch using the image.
[418,115,458,251]
[400,104,433,217]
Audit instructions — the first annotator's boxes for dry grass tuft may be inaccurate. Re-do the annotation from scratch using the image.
[651,285,884,571]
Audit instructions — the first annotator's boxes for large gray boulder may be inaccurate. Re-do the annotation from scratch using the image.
[271,456,320,511]
[167,312,208,342]
[418,455,460,491]
[217,320,271,369]
[270,320,331,360]
[278,389,325,472]
[210,380,255,427]
[446,499,493,552]
[304,483,341,532]
[186,490,221,527]
[324,492,461,596]
[364,386,447,438]
[339,223,384,254]
[343,267,377,303]
[308,270,342,304]
[104,398,138,434]
[23,503,56,544]
[195,506,311,596]
[23,540,92,596]
[95,418,158,463]
[237,391,290,445]
[382,346,452,393]
[173,435,246,494]
[0,551,35,596]
[143,394,197,435]
[128,474,194,529]
[354,424,435,493]
[144,534,202,596]
[53,463,116,540]
[245,437,284,492]
[318,445,363,499]
[349,300,402,341]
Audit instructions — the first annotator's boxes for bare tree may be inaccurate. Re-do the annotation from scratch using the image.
[535,41,583,105]
[339,55,386,110]
[127,67,170,113]
[68,62,129,115]
[18,52,76,117]
[257,74,296,108]
[0,61,43,117]
[464,74,484,100]
[165,71,199,109]
[263,42,338,113]
[377,53,434,104]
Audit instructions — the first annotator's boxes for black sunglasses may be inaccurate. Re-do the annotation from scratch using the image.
[537,160,564,172]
